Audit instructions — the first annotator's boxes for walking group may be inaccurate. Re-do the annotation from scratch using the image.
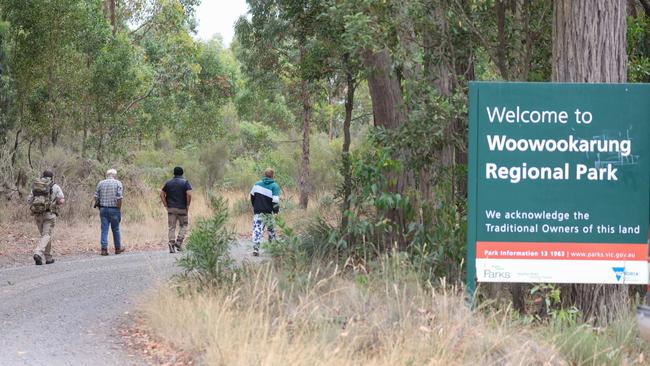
[28,166,280,265]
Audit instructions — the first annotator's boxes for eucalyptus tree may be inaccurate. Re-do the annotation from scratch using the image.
[236,0,331,209]
[553,0,629,325]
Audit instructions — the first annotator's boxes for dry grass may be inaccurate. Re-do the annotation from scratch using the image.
[142,262,565,366]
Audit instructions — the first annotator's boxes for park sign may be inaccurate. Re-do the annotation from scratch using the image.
[466,82,650,289]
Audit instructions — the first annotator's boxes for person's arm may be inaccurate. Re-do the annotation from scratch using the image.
[55,186,65,206]
[116,182,123,209]
[184,181,192,209]
[160,190,167,208]
[250,186,256,207]
[272,185,280,214]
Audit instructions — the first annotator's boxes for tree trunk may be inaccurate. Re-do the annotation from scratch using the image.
[28,138,34,169]
[364,49,407,131]
[10,128,21,167]
[298,45,311,210]
[82,120,88,159]
[553,0,628,324]
[109,0,116,35]
[553,0,627,83]
[495,0,509,80]
[341,69,355,233]
[364,48,409,249]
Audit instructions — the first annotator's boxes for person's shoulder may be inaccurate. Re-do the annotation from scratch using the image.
[52,183,63,192]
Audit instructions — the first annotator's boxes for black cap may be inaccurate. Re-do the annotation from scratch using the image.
[42,170,53,178]
[173,166,183,176]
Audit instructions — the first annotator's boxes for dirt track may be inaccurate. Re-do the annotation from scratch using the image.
[0,251,179,366]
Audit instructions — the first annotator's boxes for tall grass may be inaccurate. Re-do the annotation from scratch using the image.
[142,260,564,365]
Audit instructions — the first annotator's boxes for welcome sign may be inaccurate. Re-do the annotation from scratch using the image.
[466,82,650,286]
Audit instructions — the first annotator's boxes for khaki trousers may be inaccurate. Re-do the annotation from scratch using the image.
[34,212,57,261]
[167,208,189,245]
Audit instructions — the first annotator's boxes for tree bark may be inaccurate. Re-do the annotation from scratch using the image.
[553,0,627,83]
[364,49,406,131]
[341,69,355,233]
[553,0,628,325]
[364,48,409,249]
[298,45,311,210]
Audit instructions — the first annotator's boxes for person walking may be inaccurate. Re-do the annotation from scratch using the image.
[28,170,65,265]
[250,168,280,256]
[95,168,124,256]
[160,166,192,253]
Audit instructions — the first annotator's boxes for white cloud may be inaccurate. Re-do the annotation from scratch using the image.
[195,0,248,46]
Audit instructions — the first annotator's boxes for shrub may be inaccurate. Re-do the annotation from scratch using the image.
[177,196,236,288]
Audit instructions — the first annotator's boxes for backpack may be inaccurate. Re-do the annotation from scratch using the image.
[30,178,53,214]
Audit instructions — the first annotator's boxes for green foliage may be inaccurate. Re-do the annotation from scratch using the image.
[237,121,274,155]
[263,215,311,277]
[177,196,236,288]
[628,14,650,83]
[529,283,581,326]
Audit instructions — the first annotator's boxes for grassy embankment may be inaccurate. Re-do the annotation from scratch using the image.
[138,200,650,366]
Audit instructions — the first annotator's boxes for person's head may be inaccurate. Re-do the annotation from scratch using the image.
[173,166,184,177]
[264,168,274,179]
[106,168,117,179]
[42,170,54,179]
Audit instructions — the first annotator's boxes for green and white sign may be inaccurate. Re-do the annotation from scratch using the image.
[467,82,650,288]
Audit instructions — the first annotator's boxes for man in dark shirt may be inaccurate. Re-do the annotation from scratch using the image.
[160,166,192,253]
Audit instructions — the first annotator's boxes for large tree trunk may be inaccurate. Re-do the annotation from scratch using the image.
[553,0,627,82]
[298,45,311,210]
[364,48,409,249]
[553,0,628,324]
[365,49,406,130]
[340,69,355,233]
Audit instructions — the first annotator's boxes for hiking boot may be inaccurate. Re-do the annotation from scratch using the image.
[33,254,43,265]
[45,259,55,265]
[168,242,176,254]
[115,248,125,255]
[252,248,260,257]
[174,242,183,252]
[101,248,109,256]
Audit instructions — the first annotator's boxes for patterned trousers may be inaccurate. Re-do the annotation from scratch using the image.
[252,213,275,249]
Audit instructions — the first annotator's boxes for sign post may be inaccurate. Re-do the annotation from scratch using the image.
[467,82,650,296]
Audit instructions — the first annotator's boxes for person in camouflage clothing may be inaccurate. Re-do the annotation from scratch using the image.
[27,170,65,265]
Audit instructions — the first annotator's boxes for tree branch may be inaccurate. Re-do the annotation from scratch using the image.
[451,0,506,79]
[121,82,156,115]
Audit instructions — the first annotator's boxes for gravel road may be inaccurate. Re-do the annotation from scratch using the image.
[0,251,180,366]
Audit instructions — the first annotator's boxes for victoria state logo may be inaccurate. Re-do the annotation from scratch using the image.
[611,267,640,282]
[612,267,625,281]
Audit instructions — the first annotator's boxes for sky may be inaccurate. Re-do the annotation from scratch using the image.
[195,0,249,46]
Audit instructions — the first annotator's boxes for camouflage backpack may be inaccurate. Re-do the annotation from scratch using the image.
[30,177,53,214]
